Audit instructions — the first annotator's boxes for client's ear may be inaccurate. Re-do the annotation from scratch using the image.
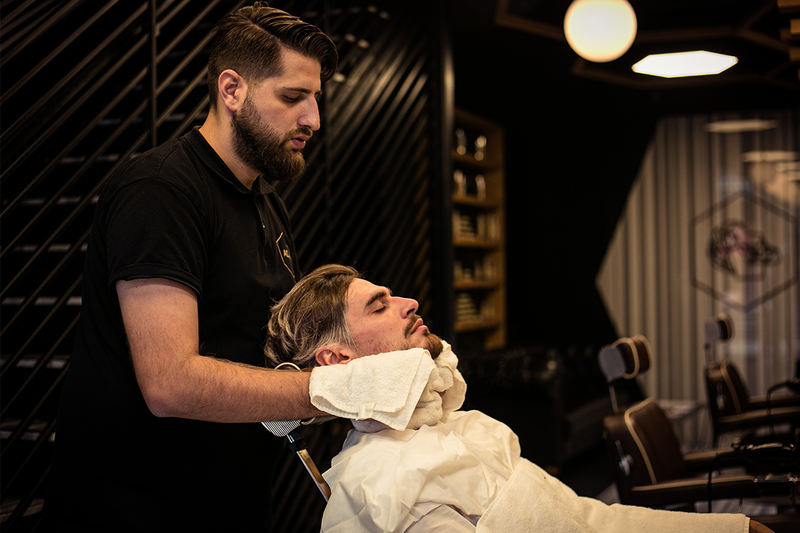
[315,346,353,366]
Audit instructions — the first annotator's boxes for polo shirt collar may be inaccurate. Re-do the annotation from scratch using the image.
[186,127,275,196]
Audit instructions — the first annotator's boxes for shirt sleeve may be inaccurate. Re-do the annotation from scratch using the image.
[104,177,206,295]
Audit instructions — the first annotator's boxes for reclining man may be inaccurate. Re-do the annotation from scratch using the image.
[264,264,774,533]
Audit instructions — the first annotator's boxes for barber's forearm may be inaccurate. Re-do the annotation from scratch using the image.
[139,354,326,422]
[117,277,326,423]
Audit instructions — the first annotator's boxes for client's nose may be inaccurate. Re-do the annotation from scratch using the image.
[397,297,418,318]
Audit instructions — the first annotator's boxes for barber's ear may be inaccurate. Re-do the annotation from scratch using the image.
[217,69,247,113]
[315,346,352,366]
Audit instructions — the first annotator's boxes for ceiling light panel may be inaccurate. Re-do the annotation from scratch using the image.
[632,51,738,78]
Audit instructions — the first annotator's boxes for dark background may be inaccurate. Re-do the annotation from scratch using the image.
[450,0,800,350]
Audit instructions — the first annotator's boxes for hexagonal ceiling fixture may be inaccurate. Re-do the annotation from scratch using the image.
[632,51,738,78]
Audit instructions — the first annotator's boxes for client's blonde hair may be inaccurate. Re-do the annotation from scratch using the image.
[265,264,359,368]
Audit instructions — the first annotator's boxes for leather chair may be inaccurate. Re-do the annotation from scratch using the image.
[704,313,734,364]
[702,312,800,446]
[704,358,800,447]
[600,335,798,512]
[598,334,651,412]
[603,397,766,509]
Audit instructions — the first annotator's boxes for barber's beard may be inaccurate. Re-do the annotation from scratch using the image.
[231,97,309,181]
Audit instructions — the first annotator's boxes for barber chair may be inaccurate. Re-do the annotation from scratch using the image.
[704,358,800,447]
[598,335,651,413]
[264,415,353,533]
[702,314,800,447]
[704,313,734,364]
[599,336,799,517]
[262,418,331,501]
[263,363,333,502]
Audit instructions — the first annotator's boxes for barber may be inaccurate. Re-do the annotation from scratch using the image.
[42,3,336,531]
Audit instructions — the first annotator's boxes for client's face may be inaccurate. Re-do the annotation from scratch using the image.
[345,278,443,360]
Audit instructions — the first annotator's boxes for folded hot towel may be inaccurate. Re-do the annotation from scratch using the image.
[404,341,466,430]
[308,341,466,432]
[309,347,437,430]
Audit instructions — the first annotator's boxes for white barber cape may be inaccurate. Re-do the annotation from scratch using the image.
[311,344,749,533]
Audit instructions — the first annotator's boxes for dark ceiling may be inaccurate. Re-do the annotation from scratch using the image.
[450,0,800,112]
[447,0,799,347]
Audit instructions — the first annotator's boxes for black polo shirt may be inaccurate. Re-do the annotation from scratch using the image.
[44,127,299,531]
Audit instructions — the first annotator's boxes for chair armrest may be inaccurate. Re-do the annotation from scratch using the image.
[687,443,799,477]
[628,475,760,508]
[748,394,800,410]
[683,449,751,474]
[718,406,800,431]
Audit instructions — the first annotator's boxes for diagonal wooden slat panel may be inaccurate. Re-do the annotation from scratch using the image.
[0,1,445,530]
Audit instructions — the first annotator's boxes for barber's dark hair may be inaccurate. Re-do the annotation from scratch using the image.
[207,2,338,108]
[265,264,359,368]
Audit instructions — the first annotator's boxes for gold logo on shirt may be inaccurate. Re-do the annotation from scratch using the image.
[276,232,295,280]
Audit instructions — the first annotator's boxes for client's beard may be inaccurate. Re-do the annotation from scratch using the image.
[424,332,444,359]
[351,319,444,360]
[405,315,443,359]
[231,96,309,181]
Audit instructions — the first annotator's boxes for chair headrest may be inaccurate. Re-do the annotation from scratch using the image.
[598,335,652,383]
[704,313,733,344]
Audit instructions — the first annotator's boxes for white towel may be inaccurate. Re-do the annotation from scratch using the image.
[405,341,467,430]
[308,341,465,431]
[309,346,435,430]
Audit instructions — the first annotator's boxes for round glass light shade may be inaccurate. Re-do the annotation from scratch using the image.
[564,0,637,63]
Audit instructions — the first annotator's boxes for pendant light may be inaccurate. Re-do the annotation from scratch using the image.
[564,0,637,63]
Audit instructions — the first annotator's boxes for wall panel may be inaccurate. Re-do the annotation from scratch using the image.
[0,1,447,530]
[597,109,800,447]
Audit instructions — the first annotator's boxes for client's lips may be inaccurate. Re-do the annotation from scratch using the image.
[410,318,426,335]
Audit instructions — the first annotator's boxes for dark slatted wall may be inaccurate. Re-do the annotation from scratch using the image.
[0,0,448,530]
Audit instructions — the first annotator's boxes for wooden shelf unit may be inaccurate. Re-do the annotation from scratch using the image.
[451,109,506,351]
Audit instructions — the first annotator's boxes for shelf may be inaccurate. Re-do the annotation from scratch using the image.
[452,151,502,171]
[451,108,506,352]
[454,280,500,290]
[454,319,501,333]
[453,238,499,249]
[452,195,500,209]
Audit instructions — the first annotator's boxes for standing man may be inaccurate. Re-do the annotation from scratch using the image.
[42,3,337,531]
